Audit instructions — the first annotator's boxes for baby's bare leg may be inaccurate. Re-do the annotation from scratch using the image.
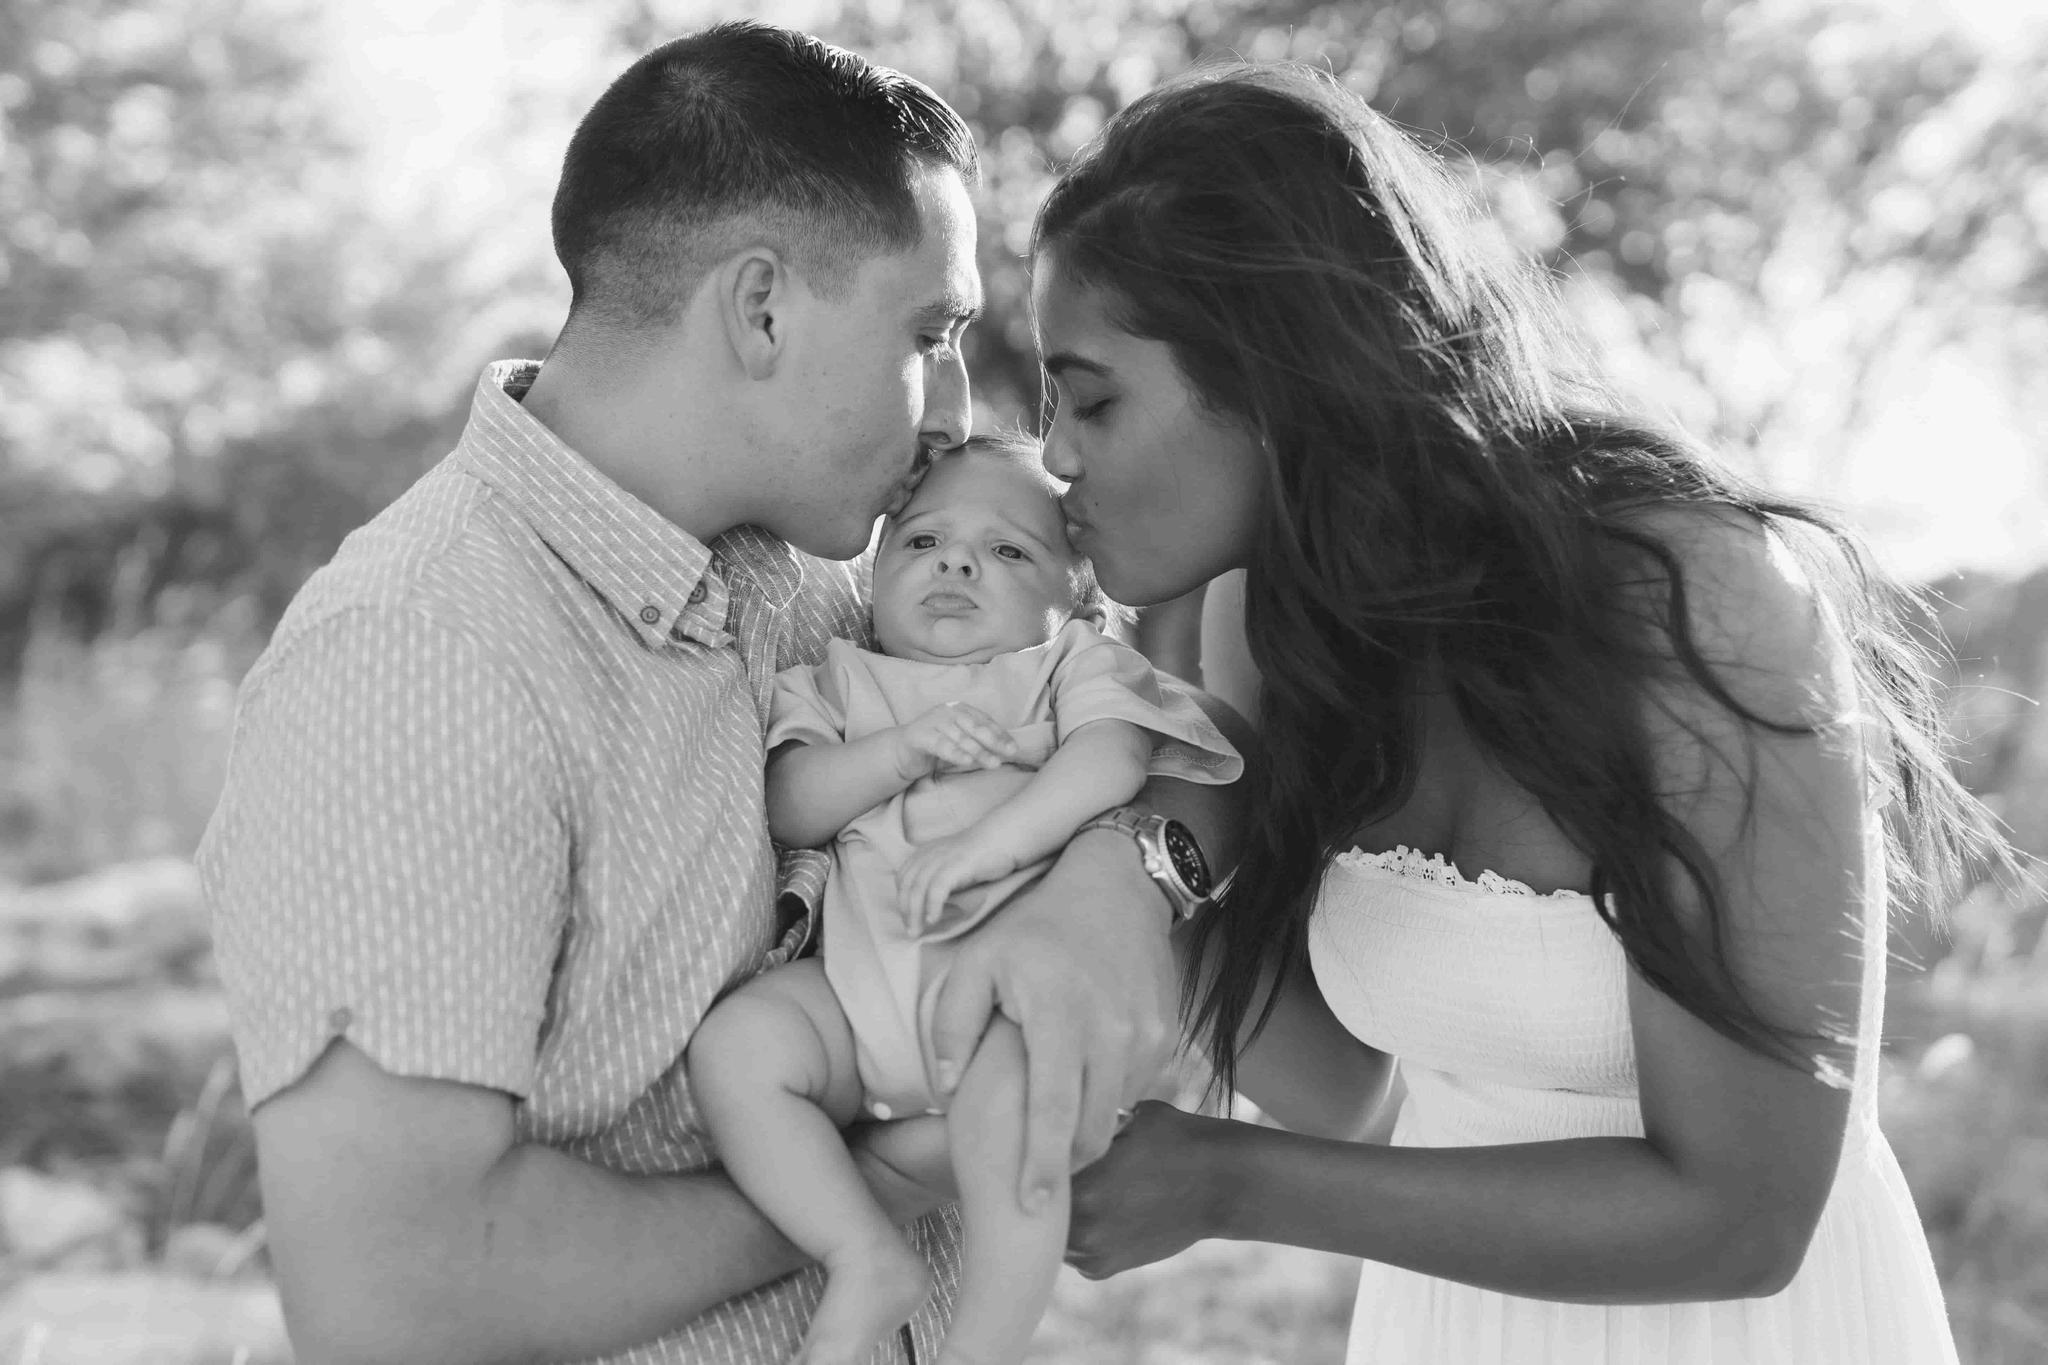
[685,959,931,1365]
[939,1016,1067,1365]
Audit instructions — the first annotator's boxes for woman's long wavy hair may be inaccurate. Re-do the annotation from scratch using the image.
[1033,64,2003,1098]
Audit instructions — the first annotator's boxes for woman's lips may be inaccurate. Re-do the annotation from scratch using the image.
[1061,501,1092,545]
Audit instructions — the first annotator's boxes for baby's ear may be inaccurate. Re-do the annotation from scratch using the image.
[1070,599,1112,631]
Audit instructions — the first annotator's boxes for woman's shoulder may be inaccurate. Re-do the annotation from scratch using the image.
[1608,501,1850,722]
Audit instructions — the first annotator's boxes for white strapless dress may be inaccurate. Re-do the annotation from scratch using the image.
[1308,845,1957,1365]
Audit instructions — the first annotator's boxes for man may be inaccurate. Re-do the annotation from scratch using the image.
[199,23,1229,1365]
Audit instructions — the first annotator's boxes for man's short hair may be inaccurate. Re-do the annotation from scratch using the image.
[553,22,979,330]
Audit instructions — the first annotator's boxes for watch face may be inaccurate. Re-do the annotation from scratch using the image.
[1162,820,1212,898]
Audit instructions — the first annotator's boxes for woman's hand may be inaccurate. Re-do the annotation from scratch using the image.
[1065,1101,1234,1279]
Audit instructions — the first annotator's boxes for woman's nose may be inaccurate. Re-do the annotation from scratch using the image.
[1040,425,1081,482]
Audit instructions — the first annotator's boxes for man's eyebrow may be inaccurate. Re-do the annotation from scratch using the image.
[1042,352,1111,380]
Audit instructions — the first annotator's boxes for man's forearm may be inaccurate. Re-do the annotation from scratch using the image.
[258,1039,952,1365]
[282,1136,950,1365]
[473,1144,808,1362]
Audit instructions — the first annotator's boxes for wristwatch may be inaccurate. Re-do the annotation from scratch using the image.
[1079,806,1214,923]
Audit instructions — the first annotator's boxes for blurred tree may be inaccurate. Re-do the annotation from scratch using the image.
[3,0,2042,674]
[1591,0,2048,469]
[0,0,491,669]
[608,0,2047,482]
[4,0,350,497]
[611,0,1718,417]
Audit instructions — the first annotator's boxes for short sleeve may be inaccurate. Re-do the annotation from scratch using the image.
[766,656,852,752]
[196,607,569,1109]
[765,655,857,925]
[1047,623,1244,785]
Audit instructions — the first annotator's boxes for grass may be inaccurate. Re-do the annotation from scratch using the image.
[0,609,2043,1364]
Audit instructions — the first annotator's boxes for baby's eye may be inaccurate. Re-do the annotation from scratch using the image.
[904,532,938,550]
[993,544,1028,561]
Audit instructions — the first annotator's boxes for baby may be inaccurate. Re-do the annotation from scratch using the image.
[686,434,1240,1365]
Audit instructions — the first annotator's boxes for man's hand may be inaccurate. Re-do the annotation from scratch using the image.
[890,703,1019,782]
[899,824,1022,931]
[926,827,1178,1214]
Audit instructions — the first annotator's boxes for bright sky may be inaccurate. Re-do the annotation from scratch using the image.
[322,0,2047,582]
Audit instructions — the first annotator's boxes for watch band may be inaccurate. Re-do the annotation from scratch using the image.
[1079,806,1211,923]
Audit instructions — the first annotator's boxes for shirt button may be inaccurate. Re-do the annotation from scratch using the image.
[687,582,706,605]
[328,1007,353,1032]
[639,605,661,625]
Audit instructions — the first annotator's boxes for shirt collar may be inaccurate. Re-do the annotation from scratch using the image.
[454,360,809,649]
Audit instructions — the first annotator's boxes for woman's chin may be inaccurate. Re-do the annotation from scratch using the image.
[1097,562,1197,611]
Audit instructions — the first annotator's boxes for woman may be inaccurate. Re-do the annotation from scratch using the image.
[1034,63,1999,1364]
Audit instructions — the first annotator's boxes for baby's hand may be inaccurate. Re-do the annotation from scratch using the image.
[900,828,1023,934]
[891,703,1019,783]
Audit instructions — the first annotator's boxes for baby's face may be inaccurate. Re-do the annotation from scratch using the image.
[872,451,1084,666]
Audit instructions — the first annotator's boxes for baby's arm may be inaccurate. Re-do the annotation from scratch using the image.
[767,704,1020,849]
[900,717,1151,929]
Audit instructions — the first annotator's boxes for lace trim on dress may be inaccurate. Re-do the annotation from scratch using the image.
[1332,844,1588,901]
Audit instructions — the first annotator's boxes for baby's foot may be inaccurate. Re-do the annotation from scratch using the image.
[795,1234,932,1365]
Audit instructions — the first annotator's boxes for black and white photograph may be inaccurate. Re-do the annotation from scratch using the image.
[2,0,2044,1361]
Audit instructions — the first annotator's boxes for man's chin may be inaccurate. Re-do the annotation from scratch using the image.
[782,517,883,562]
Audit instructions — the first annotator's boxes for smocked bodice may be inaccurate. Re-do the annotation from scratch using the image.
[1307,842,1886,1149]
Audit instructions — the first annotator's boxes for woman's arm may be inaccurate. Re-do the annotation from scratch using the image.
[1072,513,1870,1302]
[1197,950,1395,1142]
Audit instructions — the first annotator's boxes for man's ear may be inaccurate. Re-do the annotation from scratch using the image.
[721,249,789,381]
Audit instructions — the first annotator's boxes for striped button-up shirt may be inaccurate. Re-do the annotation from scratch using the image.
[198,360,960,1364]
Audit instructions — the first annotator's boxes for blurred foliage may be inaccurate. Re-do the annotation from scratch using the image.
[1,0,2045,871]
[3,0,2044,650]
[1,4,2045,1354]
[623,0,1729,415]
[0,0,493,676]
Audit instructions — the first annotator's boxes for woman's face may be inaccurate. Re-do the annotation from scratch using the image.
[1031,253,1267,606]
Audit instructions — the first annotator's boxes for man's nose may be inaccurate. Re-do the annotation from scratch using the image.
[919,346,971,453]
